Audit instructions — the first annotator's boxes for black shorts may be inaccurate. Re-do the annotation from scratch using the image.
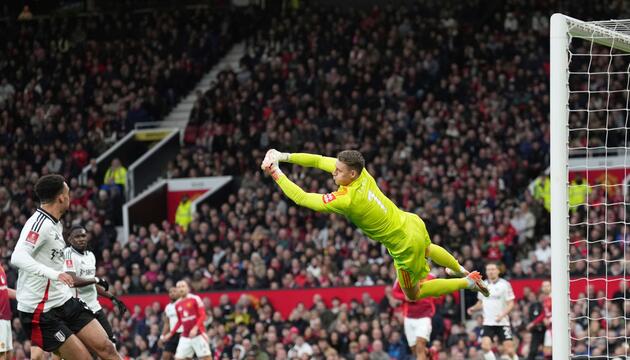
[164,332,181,353]
[480,325,513,342]
[19,298,95,352]
[95,309,116,345]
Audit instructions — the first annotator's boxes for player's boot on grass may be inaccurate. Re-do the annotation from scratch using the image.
[467,271,490,297]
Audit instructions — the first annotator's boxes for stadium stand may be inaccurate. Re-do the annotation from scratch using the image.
[3,0,630,359]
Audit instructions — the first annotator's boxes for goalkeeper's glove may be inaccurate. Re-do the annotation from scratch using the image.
[112,297,129,315]
[262,149,290,169]
[95,277,109,291]
[260,160,284,181]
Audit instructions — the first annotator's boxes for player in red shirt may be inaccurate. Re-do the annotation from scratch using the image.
[393,274,436,360]
[1,263,17,360]
[162,281,212,360]
[527,281,551,360]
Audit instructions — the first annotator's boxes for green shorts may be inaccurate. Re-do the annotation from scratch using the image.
[391,213,432,289]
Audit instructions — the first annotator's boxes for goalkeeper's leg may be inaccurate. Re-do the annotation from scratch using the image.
[398,269,489,300]
[425,244,467,276]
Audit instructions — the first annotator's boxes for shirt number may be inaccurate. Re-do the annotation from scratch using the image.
[368,190,387,213]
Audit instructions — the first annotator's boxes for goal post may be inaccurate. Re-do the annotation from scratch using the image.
[550,13,570,360]
[551,14,630,359]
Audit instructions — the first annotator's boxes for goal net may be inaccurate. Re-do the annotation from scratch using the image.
[551,14,630,359]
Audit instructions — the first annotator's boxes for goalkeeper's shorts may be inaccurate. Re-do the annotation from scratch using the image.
[391,212,432,289]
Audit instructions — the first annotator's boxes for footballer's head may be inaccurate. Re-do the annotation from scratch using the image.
[68,225,88,252]
[176,280,190,297]
[540,280,551,296]
[485,262,501,281]
[35,174,70,213]
[168,286,181,301]
[334,150,364,186]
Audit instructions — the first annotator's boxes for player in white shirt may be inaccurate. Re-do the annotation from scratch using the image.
[63,225,129,346]
[467,262,517,360]
[10,174,121,360]
[161,286,183,360]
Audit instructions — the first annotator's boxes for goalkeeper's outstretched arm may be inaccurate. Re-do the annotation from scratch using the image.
[264,149,337,173]
[262,162,349,213]
[287,153,337,173]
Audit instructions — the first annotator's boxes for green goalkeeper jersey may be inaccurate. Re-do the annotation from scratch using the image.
[274,153,417,257]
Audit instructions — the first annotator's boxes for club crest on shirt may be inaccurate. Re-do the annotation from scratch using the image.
[26,231,39,245]
[54,331,66,342]
[322,193,336,204]
[66,259,74,268]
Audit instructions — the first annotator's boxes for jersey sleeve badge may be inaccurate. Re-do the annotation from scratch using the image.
[26,231,39,245]
[322,193,337,204]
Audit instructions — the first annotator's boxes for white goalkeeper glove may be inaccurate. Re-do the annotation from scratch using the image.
[262,149,290,169]
[260,160,284,180]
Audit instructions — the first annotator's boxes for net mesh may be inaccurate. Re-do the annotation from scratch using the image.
[567,19,630,359]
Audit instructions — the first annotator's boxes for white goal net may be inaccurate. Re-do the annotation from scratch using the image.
[551,14,630,359]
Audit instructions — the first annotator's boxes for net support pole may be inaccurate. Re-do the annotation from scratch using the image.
[550,13,570,359]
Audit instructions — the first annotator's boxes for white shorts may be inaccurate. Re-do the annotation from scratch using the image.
[0,319,13,352]
[544,329,552,347]
[175,334,212,359]
[404,317,432,346]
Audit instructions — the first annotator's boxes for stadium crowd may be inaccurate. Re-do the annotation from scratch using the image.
[3,0,630,359]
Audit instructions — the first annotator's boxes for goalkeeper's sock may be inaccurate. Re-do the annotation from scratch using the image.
[445,265,469,277]
[413,278,469,299]
[427,244,462,274]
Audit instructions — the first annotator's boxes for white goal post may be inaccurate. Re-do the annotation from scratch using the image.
[551,14,630,359]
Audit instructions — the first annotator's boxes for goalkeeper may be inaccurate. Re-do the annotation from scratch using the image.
[261,149,489,300]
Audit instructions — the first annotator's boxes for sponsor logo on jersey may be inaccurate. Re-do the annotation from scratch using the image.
[50,248,64,261]
[26,231,39,245]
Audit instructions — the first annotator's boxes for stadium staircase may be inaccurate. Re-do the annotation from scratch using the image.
[135,42,247,132]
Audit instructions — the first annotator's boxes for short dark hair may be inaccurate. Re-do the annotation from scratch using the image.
[35,174,66,204]
[337,150,365,174]
[70,224,86,233]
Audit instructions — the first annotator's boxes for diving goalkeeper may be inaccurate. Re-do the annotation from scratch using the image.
[261,149,489,300]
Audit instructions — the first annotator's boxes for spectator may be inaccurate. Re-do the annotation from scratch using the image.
[103,158,128,191]
[532,175,551,213]
[569,174,589,216]
[533,237,551,264]
[368,340,389,360]
[288,336,313,358]
[17,5,32,21]
[175,194,193,231]
[510,203,536,243]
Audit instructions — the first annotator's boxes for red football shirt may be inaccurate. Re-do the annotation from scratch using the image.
[531,295,552,330]
[170,293,207,338]
[0,264,11,320]
[392,275,436,319]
